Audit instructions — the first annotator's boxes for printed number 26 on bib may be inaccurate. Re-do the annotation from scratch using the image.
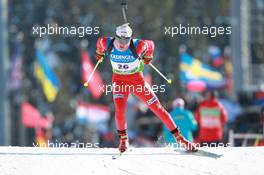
[118,64,129,70]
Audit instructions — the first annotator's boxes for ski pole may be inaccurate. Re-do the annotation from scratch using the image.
[149,63,172,84]
[83,59,103,87]
[121,0,128,23]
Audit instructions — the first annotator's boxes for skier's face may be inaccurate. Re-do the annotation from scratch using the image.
[115,35,131,50]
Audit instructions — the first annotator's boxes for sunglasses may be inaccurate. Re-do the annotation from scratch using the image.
[115,35,131,45]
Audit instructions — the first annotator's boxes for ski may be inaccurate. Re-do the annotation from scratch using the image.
[112,152,123,160]
[192,149,222,159]
[175,149,222,159]
[112,149,132,160]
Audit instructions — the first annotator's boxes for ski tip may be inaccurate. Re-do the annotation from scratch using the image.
[112,149,132,160]
[195,150,223,159]
[112,153,122,160]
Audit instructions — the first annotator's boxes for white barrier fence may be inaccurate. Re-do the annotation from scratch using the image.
[249,64,264,90]
[228,130,263,146]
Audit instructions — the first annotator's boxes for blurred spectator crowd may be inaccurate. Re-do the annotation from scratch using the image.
[7,0,264,147]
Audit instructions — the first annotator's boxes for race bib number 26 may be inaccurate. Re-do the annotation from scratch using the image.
[117,64,129,70]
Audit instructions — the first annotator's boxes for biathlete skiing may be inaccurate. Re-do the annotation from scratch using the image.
[94,23,198,153]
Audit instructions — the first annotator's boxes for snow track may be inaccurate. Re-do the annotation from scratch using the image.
[0,146,263,175]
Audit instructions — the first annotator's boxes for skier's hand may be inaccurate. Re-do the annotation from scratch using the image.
[96,37,108,62]
[98,57,104,63]
[142,55,152,64]
[142,40,154,64]
[95,50,104,62]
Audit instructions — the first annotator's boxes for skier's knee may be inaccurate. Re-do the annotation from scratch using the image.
[113,93,125,99]
[146,96,158,106]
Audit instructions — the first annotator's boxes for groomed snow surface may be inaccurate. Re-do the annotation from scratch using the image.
[0,146,263,175]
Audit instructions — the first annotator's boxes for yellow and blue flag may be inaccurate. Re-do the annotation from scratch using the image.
[34,49,60,102]
[180,52,226,88]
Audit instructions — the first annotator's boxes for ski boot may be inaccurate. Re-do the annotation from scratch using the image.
[171,128,198,152]
[117,130,129,153]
